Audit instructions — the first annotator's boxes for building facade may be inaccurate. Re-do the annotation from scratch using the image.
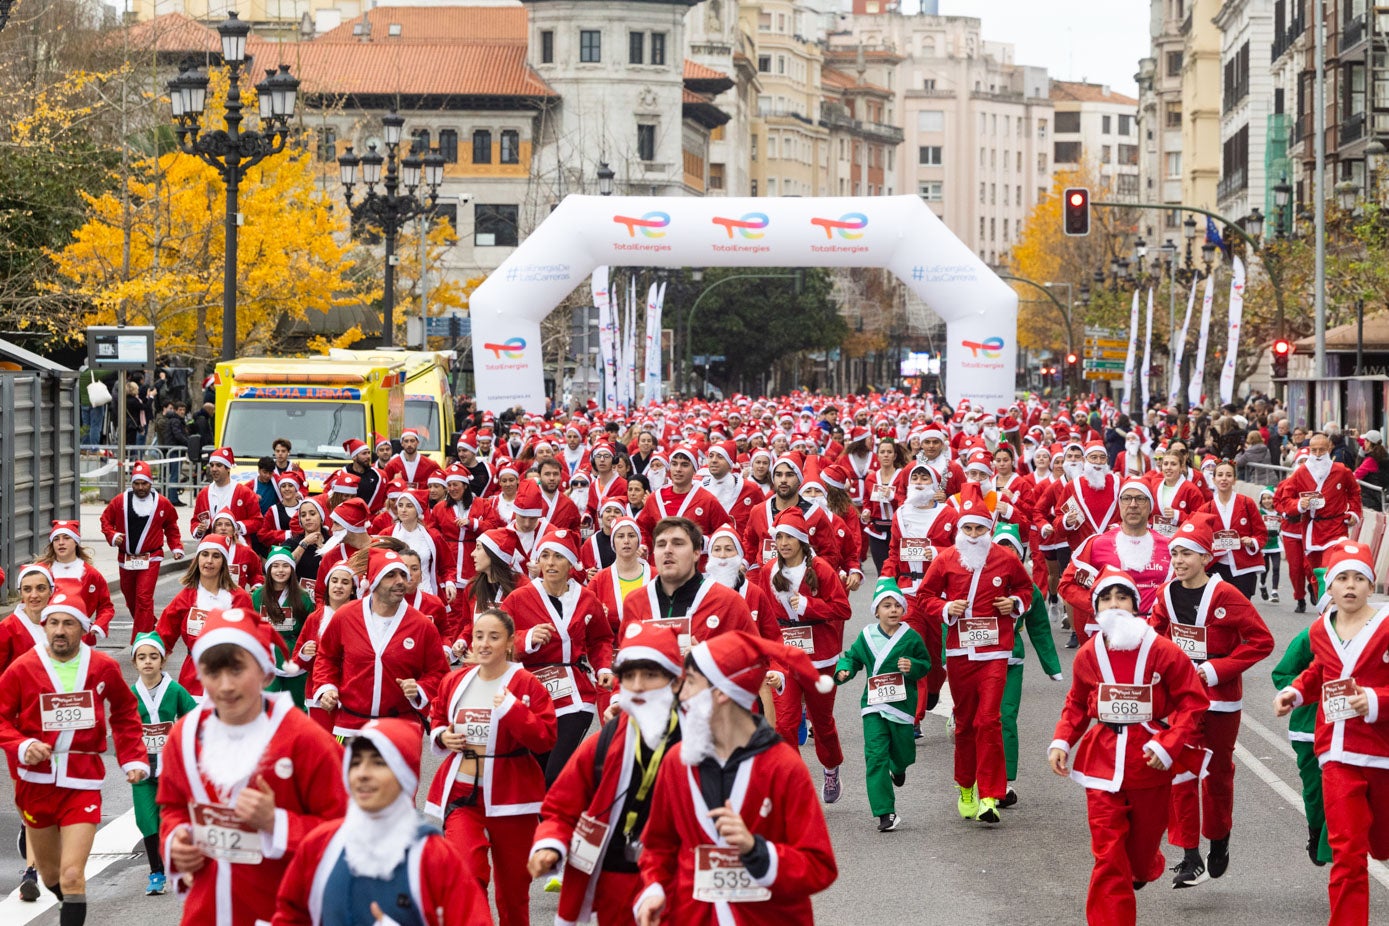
[1049,79,1141,200]
[1215,0,1274,224]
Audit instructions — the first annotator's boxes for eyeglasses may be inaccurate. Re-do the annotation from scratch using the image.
[1119,496,1150,504]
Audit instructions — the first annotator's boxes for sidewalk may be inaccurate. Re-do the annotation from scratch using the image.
[80,501,187,579]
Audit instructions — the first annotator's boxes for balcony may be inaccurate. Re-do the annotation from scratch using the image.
[1272,15,1306,62]
[817,108,904,144]
[1342,111,1368,145]
[1343,15,1368,54]
[1217,166,1248,201]
[1222,81,1249,114]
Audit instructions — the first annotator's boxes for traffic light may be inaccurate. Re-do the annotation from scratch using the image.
[1063,188,1090,236]
[1272,338,1291,379]
[1065,352,1079,366]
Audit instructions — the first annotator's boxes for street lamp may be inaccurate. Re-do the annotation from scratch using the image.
[168,12,299,362]
[597,161,615,196]
[338,111,444,347]
[1335,179,1359,213]
[1246,208,1264,239]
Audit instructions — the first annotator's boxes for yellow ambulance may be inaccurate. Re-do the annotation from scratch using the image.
[326,348,457,468]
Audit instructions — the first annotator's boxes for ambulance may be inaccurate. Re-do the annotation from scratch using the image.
[213,356,407,489]
[327,348,457,469]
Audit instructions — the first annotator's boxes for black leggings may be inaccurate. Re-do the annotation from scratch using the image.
[1210,563,1259,600]
[868,535,890,575]
[1263,552,1282,588]
[539,712,594,786]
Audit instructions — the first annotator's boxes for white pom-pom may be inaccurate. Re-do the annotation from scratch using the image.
[815,675,834,694]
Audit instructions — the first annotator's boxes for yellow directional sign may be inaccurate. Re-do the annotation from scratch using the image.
[1088,338,1129,349]
[1084,370,1124,381]
[1087,349,1129,361]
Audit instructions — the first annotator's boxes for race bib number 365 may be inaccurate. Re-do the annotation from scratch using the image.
[693,846,771,903]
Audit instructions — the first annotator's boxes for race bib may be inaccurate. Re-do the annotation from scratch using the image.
[142,721,173,755]
[760,538,776,562]
[871,484,893,503]
[123,554,150,571]
[866,672,907,705]
[644,616,692,652]
[900,537,929,564]
[40,691,96,732]
[272,614,297,633]
[1301,491,1324,511]
[1153,517,1177,538]
[186,608,209,638]
[1263,515,1281,533]
[533,665,575,702]
[1097,683,1154,724]
[693,846,771,903]
[1212,529,1240,552]
[189,802,263,864]
[1169,623,1207,661]
[568,812,609,875]
[780,625,815,655]
[1322,677,1361,723]
[299,578,316,601]
[453,708,491,746]
[960,616,1000,648]
[229,562,245,579]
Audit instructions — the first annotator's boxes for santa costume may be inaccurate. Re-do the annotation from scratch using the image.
[100,461,184,637]
[0,563,53,665]
[44,520,117,642]
[154,535,257,696]
[383,428,444,489]
[190,447,263,540]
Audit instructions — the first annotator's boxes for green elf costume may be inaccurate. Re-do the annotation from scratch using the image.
[834,577,932,831]
[252,545,314,708]
[129,632,199,894]
[993,524,1063,803]
[1271,626,1333,865]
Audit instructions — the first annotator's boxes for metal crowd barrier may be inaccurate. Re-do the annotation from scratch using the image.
[1245,461,1387,512]
[80,443,210,502]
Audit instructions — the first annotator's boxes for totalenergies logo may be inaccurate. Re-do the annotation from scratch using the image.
[482,337,527,360]
[613,212,671,238]
[712,213,770,239]
[960,336,1005,359]
[810,213,868,239]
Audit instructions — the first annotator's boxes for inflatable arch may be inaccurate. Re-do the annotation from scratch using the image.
[468,195,1018,413]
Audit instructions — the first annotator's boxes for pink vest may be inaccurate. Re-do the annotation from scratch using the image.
[1088,529,1172,616]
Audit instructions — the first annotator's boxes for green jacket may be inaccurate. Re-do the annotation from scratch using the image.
[835,623,932,725]
[1010,582,1063,678]
[1271,626,1316,740]
[130,672,200,777]
[252,584,314,654]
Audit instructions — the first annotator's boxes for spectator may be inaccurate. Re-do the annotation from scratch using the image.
[1213,415,1244,461]
[1235,430,1271,481]
[1353,430,1389,512]
[125,380,148,447]
[164,402,189,505]
[255,456,278,513]
[1104,414,1131,466]
[191,402,216,459]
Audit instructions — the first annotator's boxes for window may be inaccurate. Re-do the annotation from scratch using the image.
[1037,118,1047,139]
[474,204,518,247]
[316,126,336,161]
[767,178,777,194]
[979,217,985,240]
[1015,185,1022,206]
[918,145,943,165]
[1166,104,1182,127]
[540,30,554,64]
[777,55,786,75]
[637,123,656,161]
[709,163,725,190]
[629,31,643,64]
[1037,153,1047,173]
[1118,114,1133,135]
[409,128,430,156]
[1053,141,1082,163]
[990,183,996,204]
[757,11,771,31]
[1055,111,1080,133]
[437,129,458,163]
[1223,41,1251,111]
[922,78,936,90]
[758,55,771,72]
[1345,62,1367,120]
[471,129,491,164]
[917,110,944,132]
[751,135,758,160]
[919,181,943,201]
[1116,174,1140,198]
[1101,145,1112,164]
[651,32,666,65]
[1166,151,1182,177]
[500,130,519,164]
[1102,115,1112,134]
[979,183,985,204]
[1118,144,1138,165]
[580,30,601,63]
[751,179,758,196]
[1166,50,1183,76]
[1002,218,1009,240]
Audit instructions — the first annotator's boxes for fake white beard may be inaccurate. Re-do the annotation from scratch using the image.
[705,556,742,588]
[983,426,1001,444]
[569,487,590,510]
[963,422,980,437]
[200,711,273,796]
[906,485,934,508]
[1063,461,1084,481]
[678,688,715,766]
[1115,531,1155,573]
[620,683,677,751]
[647,468,668,491]
[340,792,420,880]
[805,493,829,514]
[1096,608,1149,651]
[1083,463,1108,491]
[1024,446,1038,466]
[1306,455,1333,483]
[972,478,996,497]
[956,533,991,572]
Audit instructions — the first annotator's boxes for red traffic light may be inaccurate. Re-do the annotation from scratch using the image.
[1272,338,1292,356]
[1069,192,1085,207]
[1065,353,1079,365]
[1063,187,1090,236]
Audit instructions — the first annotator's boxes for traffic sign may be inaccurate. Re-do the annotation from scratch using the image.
[1084,326,1124,338]
[1084,359,1125,372]
[1084,370,1124,381]
[1087,350,1128,361]
[1087,338,1129,349]
[425,313,470,337]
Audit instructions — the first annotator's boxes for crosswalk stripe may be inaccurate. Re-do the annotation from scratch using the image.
[0,809,143,924]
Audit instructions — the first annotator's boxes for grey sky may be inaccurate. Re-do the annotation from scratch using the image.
[931,0,1150,98]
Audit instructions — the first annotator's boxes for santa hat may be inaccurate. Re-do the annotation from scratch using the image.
[1169,520,1213,555]
[871,576,906,612]
[297,496,328,524]
[456,429,479,454]
[773,452,805,482]
[191,607,280,673]
[955,482,994,529]
[478,528,521,570]
[131,631,166,660]
[963,448,994,475]
[16,563,54,588]
[709,526,746,562]
[365,549,410,595]
[1323,540,1375,585]
[130,461,154,484]
[210,509,244,536]
[690,631,833,711]
[536,527,581,568]
[512,480,545,518]
[426,474,446,490]
[1083,440,1107,459]
[196,532,235,559]
[397,489,428,518]
[819,463,850,491]
[613,621,683,677]
[590,441,615,459]
[342,438,369,458]
[42,591,93,631]
[568,471,591,487]
[208,447,236,469]
[443,463,470,484]
[374,434,393,451]
[993,522,1025,555]
[275,471,304,492]
[1090,565,1139,610]
[401,428,420,443]
[921,426,947,442]
[330,472,361,495]
[845,425,871,445]
[610,517,641,541]
[598,498,629,517]
[494,458,519,480]
[345,718,422,796]
[331,498,371,533]
[49,520,82,544]
[1118,479,1154,506]
[771,506,811,545]
[669,446,699,466]
[708,440,738,465]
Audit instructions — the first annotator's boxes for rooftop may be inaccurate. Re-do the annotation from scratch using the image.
[1049,79,1138,106]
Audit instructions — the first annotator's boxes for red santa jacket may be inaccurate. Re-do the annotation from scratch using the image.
[1050,626,1209,792]
[636,736,838,925]
[862,466,908,541]
[47,560,116,641]
[1032,477,1070,551]
[617,577,757,651]
[540,489,584,535]
[1196,492,1268,575]
[587,472,629,522]
[731,577,783,643]
[503,578,616,717]
[0,608,46,667]
[1113,448,1154,478]
[882,503,957,597]
[921,455,966,497]
[272,817,491,926]
[431,496,503,586]
[256,502,298,552]
[158,694,347,926]
[0,644,149,789]
[1274,462,1363,552]
[1052,473,1121,548]
[701,474,764,533]
[920,544,1035,661]
[191,480,263,539]
[837,450,876,510]
[424,663,556,818]
[384,453,443,490]
[1149,575,1274,712]
[637,486,731,550]
[1286,606,1389,766]
[406,588,452,651]
[1144,474,1207,537]
[228,541,265,591]
[155,584,258,694]
[310,599,448,738]
[590,562,652,633]
[381,521,451,595]
[100,489,183,564]
[751,557,851,670]
[1059,527,1173,637]
[742,498,837,573]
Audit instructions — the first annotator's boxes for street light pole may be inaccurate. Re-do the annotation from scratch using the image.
[168,13,300,362]
[684,271,800,396]
[1314,0,1327,380]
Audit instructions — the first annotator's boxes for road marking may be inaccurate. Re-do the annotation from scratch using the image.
[0,809,143,924]
[1239,713,1298,760]
[1234,742,1389,892]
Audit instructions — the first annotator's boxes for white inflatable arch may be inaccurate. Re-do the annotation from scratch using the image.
[468,195,1018,412]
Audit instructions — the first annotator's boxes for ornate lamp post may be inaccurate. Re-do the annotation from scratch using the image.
[338,112,444,347]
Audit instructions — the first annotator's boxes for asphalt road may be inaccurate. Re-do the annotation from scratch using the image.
[1,566,1385,925]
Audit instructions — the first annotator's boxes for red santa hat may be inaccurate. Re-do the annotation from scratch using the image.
[297,495,327,524]
[17,562,54,589]
[190,607,280,674]
[1323,540,1375,585]
[443,463,470,484]
[536,527,581,568]
[963,448,994,475]
[386,478,409,501]
[613,621,683,678]
[210,509,244,536]
[50,520,82,544]
[1090,565,1139,610]
[1118,479,1154,506]
[478,528,521,570]
[342,438,369,458]
[345,718,422,796]
[41,590,94,631]
[1169,520,1213,555]
[512,480,545,518]
[708,440,738,465]
[495,458,519,480]
[1083,440,1107,459]
[398,489,428,517]
[130,460,154,484]
[846,424,871,445]
[330,471,361,496]
[196,532,235,559]
[456,429,479,454]
[207,447,236,469]
[400,428,420,443]
[820,463,850,491]
[275,471,304,492]
[331,497,371,533]
[773,452,805,482]
[610,516,641,541]
[374,434,393,451]
[365,549,410,595]
[690,630,833,711]
[709,526,746,563]
[955,482,994,529]
[668,446,699,466]
[771,506,811,545]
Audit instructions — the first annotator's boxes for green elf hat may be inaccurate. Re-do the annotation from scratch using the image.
[993,522,1025,556]
[265,545,297,570]
[872,577,906,612]
[131,631,166,660]
[1261,485,1276,500]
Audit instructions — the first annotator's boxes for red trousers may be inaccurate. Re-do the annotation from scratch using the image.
[774,670,844,770]
[443,783,539,926]
[945,656,1008,799]
[1085,784,1171,926]
[592,869,641,926]
[906,597,946,722]
[1168,709,1240,847]
[117,560,162,637]
[1322,763,1389,926]
[1284,535,1313,603]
